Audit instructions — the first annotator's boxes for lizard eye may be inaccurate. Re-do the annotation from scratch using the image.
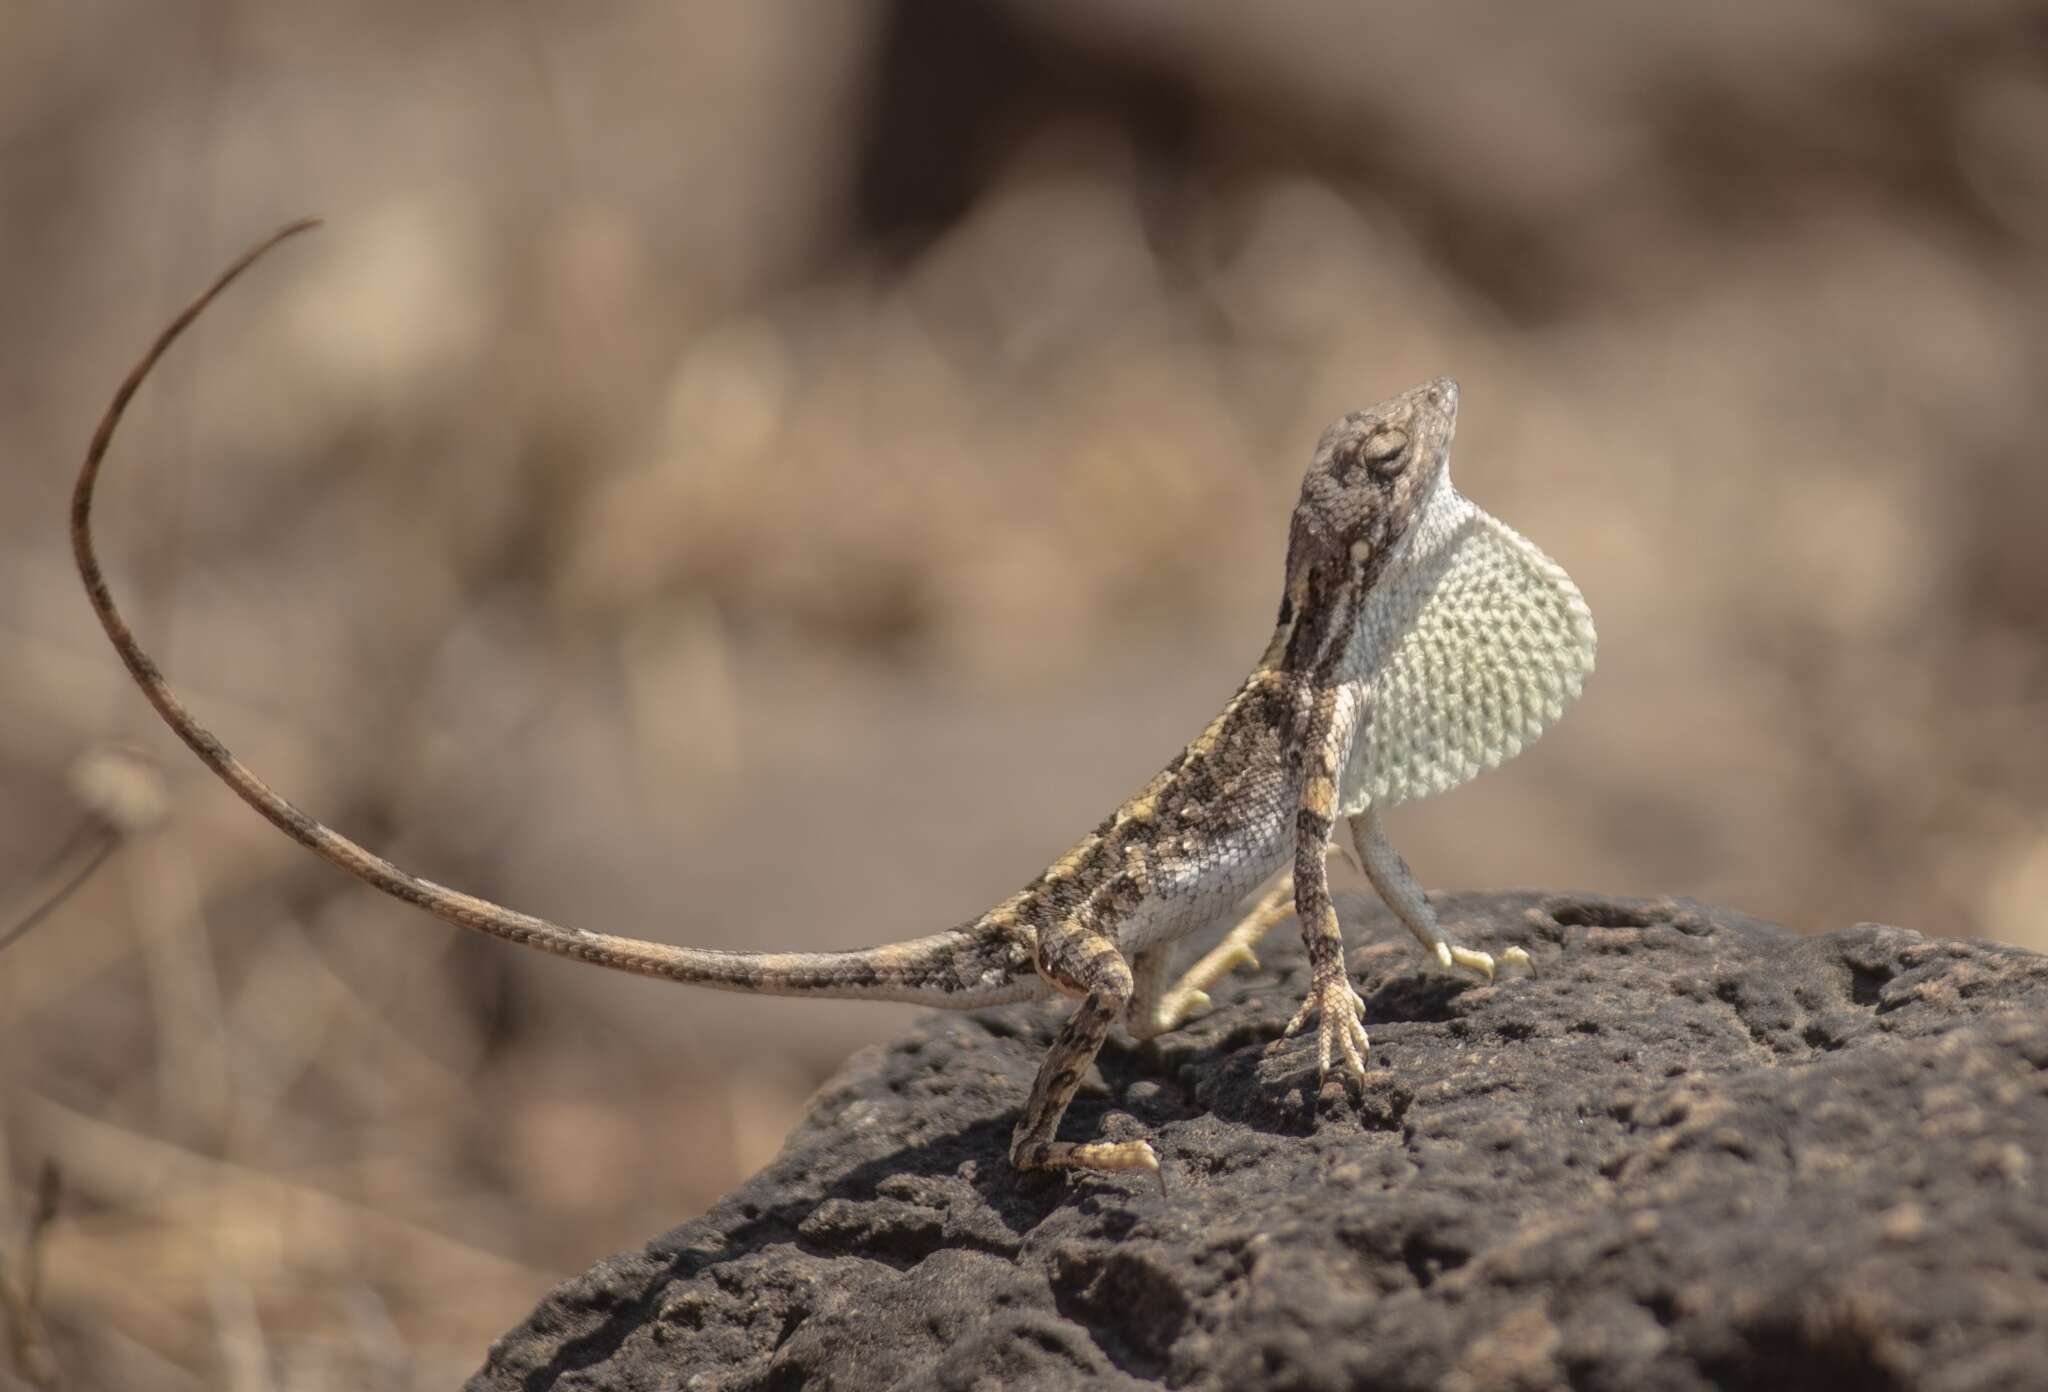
[1360,428,1409,475]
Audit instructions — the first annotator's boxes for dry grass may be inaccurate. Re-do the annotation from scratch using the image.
[3,1,2046,1385]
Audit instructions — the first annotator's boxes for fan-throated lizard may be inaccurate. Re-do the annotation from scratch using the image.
[73,223,1596,1186]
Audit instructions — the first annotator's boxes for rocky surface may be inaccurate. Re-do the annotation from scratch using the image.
[470,892,2048,1391]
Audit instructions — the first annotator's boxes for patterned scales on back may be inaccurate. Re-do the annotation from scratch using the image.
[1340,464,1597,811]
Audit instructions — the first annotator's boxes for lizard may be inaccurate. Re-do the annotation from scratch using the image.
[72,221,1596,1186]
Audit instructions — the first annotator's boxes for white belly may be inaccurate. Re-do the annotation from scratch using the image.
[1113,819,1292,953]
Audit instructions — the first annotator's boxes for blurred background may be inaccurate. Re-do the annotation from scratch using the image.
[3,0,2046,1384]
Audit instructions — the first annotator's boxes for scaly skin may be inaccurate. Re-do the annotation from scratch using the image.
[73,223,1520,1187]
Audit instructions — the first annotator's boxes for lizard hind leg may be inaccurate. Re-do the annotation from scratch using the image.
[1141,868,1295,1038]
[1142,840,1354,1038]
[1009,922,1160,1186]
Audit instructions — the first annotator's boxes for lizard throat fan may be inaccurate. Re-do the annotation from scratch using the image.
[1339,463,1597,810]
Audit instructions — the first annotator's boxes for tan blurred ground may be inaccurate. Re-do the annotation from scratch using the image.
[3,1,2046,1385]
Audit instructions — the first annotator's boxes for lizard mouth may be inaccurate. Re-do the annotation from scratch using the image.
[1401,375,1458,491]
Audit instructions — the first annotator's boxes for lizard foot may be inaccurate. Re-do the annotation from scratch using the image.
[1283,972,1370,1087]
[1432,941,1535,981]
[1149,936,1260,1034]
[1013,1137,1164,1194]
[1146,864,1318,1035]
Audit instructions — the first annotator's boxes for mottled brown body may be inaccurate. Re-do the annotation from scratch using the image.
[74,224,1510,1187]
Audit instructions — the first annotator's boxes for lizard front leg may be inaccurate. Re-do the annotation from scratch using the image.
[1281,686,1371,1086]
[1348,808,1532,980]
[1009,918,1159,1185]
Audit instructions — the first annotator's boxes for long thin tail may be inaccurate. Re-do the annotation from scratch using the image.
[72,222,1030,1007]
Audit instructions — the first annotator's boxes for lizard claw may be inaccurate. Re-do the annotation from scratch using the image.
[1438,941,1495,980]
[1433,941,1535,981]
[1283,973,1370,1087]
[1143,985,1211,1036]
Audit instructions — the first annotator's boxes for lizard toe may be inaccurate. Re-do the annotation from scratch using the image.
[1290,976,1371,1086]
[1446,943,1497,981]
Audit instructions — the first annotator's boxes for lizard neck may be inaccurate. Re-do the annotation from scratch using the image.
[1261,566,1369,691]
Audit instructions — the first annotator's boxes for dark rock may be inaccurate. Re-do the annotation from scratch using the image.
[469,892,2048,1391]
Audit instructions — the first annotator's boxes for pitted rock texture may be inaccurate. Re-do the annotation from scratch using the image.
[470,892,2048,1391]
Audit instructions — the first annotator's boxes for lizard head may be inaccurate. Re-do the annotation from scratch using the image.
[1279,377,1458,624]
